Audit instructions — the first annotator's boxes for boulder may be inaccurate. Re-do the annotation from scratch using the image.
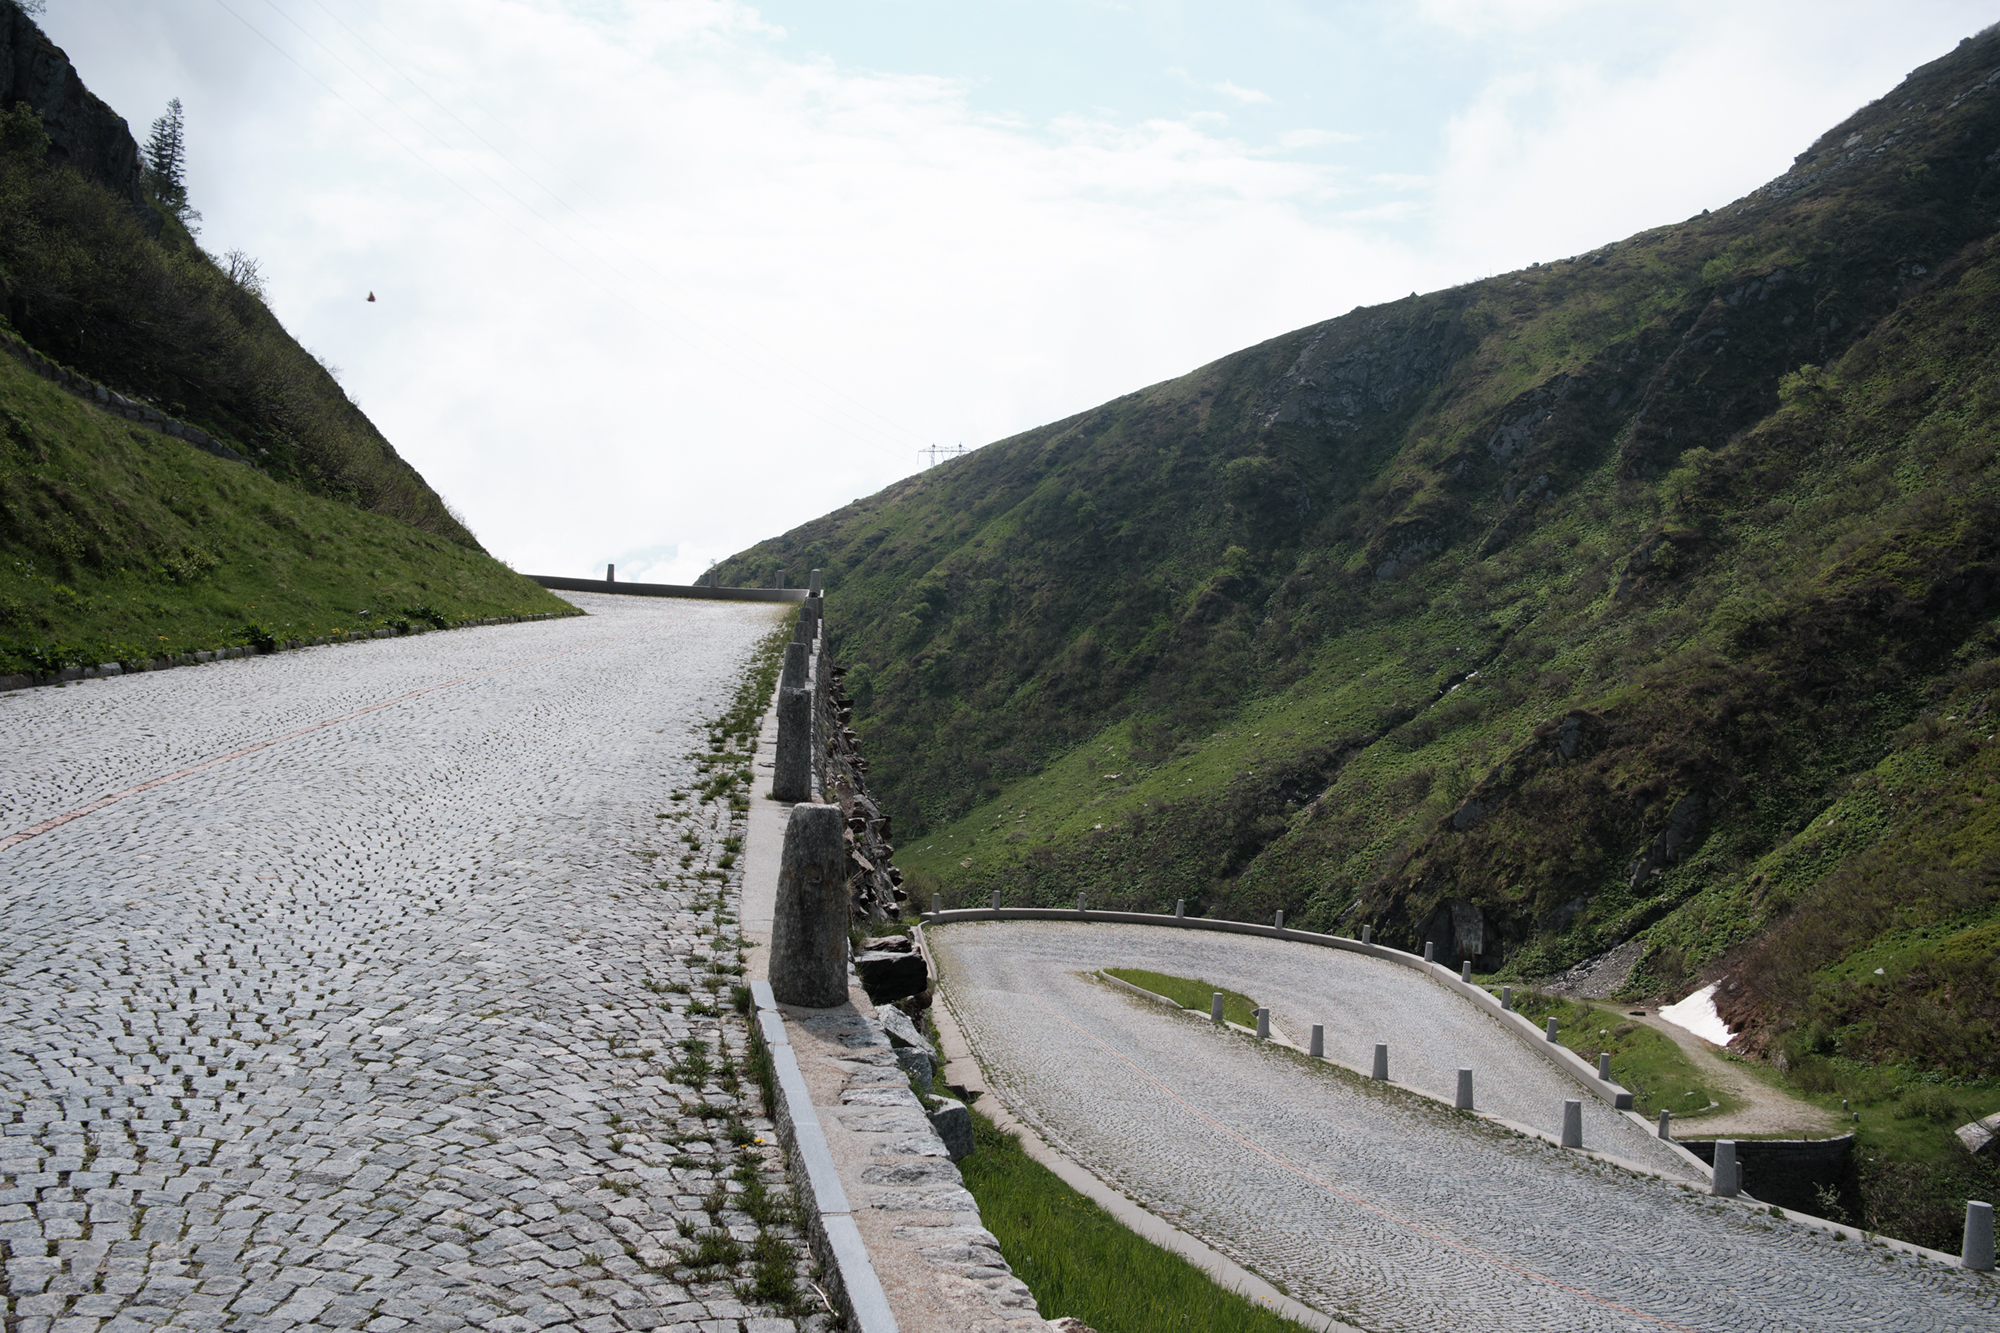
[876,1003,932,1051]
[855,948,928,1002]
[928,1097,973,1161]
[863,935,913,954]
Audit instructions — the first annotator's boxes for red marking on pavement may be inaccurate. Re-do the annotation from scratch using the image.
[1034,996,1701,1333]
[0,628,656,853]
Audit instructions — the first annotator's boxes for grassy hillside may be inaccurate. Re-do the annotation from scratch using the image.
[0,15,570,666]
[0,352,564,674]
[714,24,2000,1218]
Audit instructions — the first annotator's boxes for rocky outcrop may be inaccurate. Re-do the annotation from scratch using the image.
[0,6,151,225]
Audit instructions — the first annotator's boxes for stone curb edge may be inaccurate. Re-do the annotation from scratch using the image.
[0,611,585,696]
[932,913,1971,1270]
[747,978,899,1333]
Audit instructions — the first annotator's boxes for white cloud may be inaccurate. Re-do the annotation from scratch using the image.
[43,0,2000,586]
[1210,79,1273,104]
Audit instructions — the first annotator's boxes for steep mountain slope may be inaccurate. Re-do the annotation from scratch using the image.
[0,9,567,667]
[714,30,2000,1087]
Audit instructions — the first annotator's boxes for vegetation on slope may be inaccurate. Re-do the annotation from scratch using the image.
[0,11,565,664]
[0,100,474,544]
[0,352,564,674]
[713,39,2000,1062]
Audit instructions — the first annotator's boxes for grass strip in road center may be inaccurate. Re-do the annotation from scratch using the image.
[1103,967,1259,1028]
[958,1106,1313,1333]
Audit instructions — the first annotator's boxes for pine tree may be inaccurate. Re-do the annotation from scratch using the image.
[143,97,200,231]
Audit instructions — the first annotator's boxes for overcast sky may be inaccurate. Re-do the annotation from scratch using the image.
[49,0,2000,583]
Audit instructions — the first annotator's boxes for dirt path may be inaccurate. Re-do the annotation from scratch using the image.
[1633,1010,1845,1137]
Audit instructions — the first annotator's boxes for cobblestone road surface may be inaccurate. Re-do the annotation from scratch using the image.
[0,594,811,1333]
[933,921,2000,1333]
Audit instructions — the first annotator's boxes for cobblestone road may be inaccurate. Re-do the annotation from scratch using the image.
[933,922,2000,1333]
[0,594,811,1333]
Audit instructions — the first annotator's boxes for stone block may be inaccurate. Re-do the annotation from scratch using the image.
[855,950,928,1004]
[928,1099,973,1161]
[1309,1024,1324,1058]
[1456,1068,1474,1112]
[769,804,848,1007]
[1560,1099,1583,1149]
[1372,1043,1389,1080]
[1965,1200,1995,1271]
[1712,1139,1738,1195]
[875,1005,930,1052]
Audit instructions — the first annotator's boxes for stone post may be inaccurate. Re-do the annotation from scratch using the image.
[990,890,1000,913]
[1964,1200,1995,1271]
[1546,1017,1559,1042]
[1560,1099,1583,1149]
[1274,910,1285,930]
[1598,1052,1612,1080]
[1658,1109,1672,1140]
[1076,893,1086,914]
[1501,985,1513,1011]
[1255,1008,1270,1040]
[1456,1068,1474,1111]
[1424,941,1434,964]
[1460,961,1472,983]
[780,642,808,693]
[772,688,814,802]
[768,804,848,1008]
[1176,899,1186,919]
[1309,1024,1324,1058]
[1210,993,1224,1023]
[1362,925,1372,945]
[606,563,615,583]
[1371,1043,1389,1080]
[810,568,823,597]
[1712,1140,1739,1196]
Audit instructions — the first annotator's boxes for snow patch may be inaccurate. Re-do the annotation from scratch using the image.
[1658,983,1735,1046]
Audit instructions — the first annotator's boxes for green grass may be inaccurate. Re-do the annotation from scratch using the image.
[957,1107,1315,1333]
[1103,968,1259,1029]
[1506,992,1743,1122]
[0,354,569,672]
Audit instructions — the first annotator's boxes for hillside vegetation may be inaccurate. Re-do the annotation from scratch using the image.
[714,29,2000,1234]
[0,12,566,667]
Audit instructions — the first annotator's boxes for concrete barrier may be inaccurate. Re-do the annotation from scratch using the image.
[529,573,808,602]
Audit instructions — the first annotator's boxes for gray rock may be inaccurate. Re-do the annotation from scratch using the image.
[895,1048,934,1096]
[928,1098,974,1161]
[855,949,928,1002]
[876,1003,931,1051]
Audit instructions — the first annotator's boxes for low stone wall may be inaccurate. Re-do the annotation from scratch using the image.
[529,574,806,602]
[0,327,255,466]
[1678,1136,1857,1217]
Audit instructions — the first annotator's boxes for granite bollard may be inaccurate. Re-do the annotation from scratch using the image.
[1460,960,1472,982]
[1175,899,1185,919]
[1560,1099,1583,1149]
[809,567,823,597]
[1965,1200,1995,1271]
[1546,1017,1559,1042]
[1658,1109,1672,1140]
[1501,985,1513,1011]
[1598,1052,1612,1080]
[1077,893,1086,913]
[990,889,1001,912]
[1274,910,1285,930]
[1210,993,1225,1023]
[779,641,808,692]
[1255,1007,1270,1040]
[1424,941,1434,964]
[771,687,815,802]
[767,803,848,1007]
[1309,1024,1324,1058]
[1362,924,1372,944]
[1712,1140,1739,1196]
[1456,1068,1474,1111]
[1372,1043,1389,1080]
